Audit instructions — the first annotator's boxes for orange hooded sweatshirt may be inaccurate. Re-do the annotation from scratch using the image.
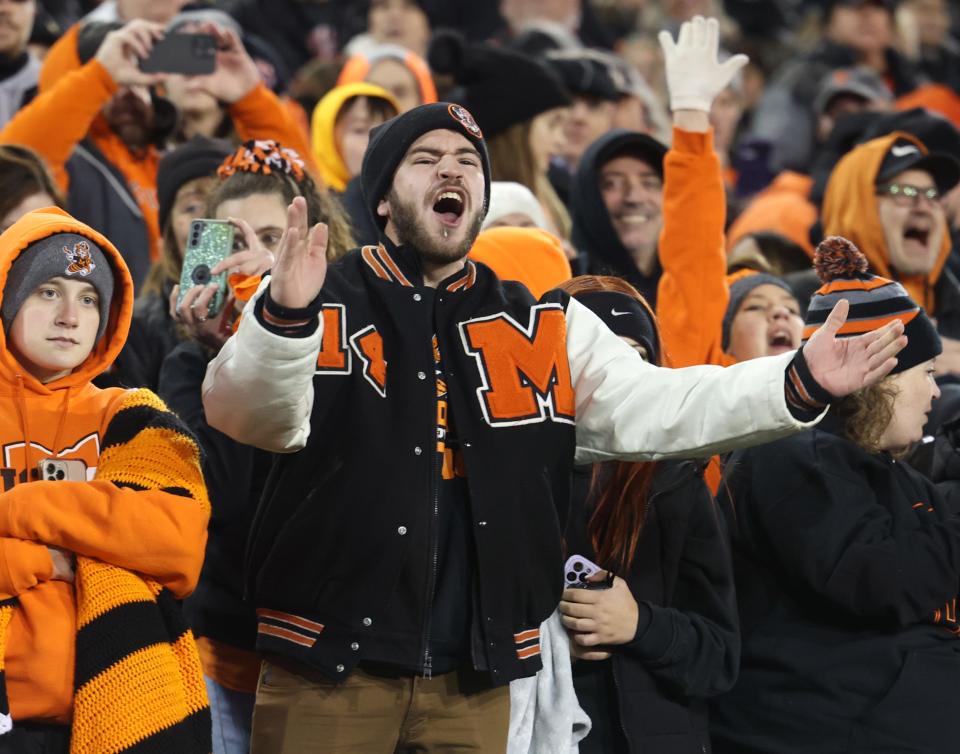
[0,23,316,264]
[822,131,951,315]
[0,207,208,723]
[726,171,818,257]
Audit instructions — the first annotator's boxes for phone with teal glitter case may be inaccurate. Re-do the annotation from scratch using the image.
[177,219,235,317]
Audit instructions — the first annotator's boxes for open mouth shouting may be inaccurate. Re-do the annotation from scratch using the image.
[432,188,466,228]
[767,327,795,354]
[902,219,931,252]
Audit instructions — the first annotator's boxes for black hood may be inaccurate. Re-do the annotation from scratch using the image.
[571,129,666,298]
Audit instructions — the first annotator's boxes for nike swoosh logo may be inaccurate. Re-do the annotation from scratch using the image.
[891,145,919,157]
[611,309,632,317]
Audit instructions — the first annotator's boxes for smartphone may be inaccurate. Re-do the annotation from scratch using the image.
[177,219,235,317]
[139,33,216,75]
[38,459,88,482]
[564,554,610,589]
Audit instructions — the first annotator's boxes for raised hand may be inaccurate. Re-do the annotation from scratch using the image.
[190,22,260,104]
[658,16,748,113]
[269,197,328,309]
[95,20,168,88]
[803,299,907,397]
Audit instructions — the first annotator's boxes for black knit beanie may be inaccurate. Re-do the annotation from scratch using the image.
[157,136,233,231]
[804,236,941,374]
[361,102,492,230]
[428,31,571,138]
[722,272,797,351]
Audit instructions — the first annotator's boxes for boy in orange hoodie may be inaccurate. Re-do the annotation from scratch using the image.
[0,206,210,753]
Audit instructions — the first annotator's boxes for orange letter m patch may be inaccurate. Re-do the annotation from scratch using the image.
[460,304,575,427]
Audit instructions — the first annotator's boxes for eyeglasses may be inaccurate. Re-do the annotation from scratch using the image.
[876,183,940,206]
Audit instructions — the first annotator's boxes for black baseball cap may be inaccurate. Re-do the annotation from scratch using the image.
[876,136,960,194]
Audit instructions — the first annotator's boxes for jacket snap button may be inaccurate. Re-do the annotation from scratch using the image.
[413,293,422,301]
[414,446,422,455]
[336,664,345,673]
[363,617,373,627]
[478,520,487,527]
[489,641,496,648]
[350,642,360,651]
[397,526,407,535]
[417,371,426,380]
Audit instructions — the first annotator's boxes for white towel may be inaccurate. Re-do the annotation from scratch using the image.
[508,610,592,754]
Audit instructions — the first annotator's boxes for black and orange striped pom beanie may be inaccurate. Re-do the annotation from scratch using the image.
[803,235,941,373]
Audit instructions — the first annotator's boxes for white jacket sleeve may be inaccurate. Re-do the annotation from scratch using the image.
[201,278,322,453]
[568,297,824,464]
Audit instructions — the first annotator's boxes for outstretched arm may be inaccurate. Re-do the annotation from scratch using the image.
[570,296,905,463]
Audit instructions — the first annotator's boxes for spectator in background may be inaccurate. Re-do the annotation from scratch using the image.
[897,0,960,94]
[310,83,399,193]
[337,43,437,113]
[481,181,549,230]
[1,19,313,291]
[712,236,958,754]
[0,144,64,232]
[110,135,231,391]
[821,131,960,373]
[546,50,620,173]
[813,67,894,144]
[750,0,920,174]
[429,30,574,241]
[84,0,189,24]
[559,274,739,754]
[467,226,572,298]
[344,0,431,58]
[571,129,666,303]
[0,0,39,129]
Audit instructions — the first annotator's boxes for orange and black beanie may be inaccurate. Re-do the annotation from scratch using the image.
[1,232,114,341]
[361,101,491,230]
[804,235,941,373]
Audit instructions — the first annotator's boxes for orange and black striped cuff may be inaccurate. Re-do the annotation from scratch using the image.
[255,286,323,338]
[785,347,833,420]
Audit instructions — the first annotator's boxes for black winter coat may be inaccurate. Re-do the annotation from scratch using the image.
[712,425,960,754]
[566,461,739,754]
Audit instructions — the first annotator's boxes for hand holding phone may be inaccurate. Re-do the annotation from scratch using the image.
[564,555,613,590]
[177,219,235,317]
[138,33,217,75]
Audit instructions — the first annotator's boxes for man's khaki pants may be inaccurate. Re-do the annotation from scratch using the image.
[250,659,511,753]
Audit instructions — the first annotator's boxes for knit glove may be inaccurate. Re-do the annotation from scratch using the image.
[658,15,748,113]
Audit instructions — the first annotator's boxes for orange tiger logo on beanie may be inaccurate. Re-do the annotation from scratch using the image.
[63,241,95,277]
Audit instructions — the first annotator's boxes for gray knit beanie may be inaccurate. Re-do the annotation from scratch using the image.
[721,272,797,351]
[2,233,114,342]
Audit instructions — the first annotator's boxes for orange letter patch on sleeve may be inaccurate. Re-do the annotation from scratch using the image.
[460,304,575,427]
[316,304,351,373]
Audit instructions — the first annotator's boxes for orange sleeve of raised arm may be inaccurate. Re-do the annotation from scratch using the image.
[0,538,53,600]
[0,481,208,598]
[231,82,319,177]
[0,59,118,193]
[656,127,731,368]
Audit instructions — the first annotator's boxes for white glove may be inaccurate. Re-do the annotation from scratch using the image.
[658,16,749,113]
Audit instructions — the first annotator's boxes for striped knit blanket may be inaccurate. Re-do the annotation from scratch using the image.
[0,389,212,753]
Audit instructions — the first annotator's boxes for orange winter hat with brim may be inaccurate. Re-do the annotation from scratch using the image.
[310,82,399,192]
[821,131,951,314]
[469,227,572,299]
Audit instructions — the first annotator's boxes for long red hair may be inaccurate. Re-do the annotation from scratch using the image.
[559,275,660,574]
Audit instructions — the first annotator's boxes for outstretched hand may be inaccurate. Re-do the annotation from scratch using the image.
[658,15,748,113]
[269,197,328,309]
[803,299,907,397]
